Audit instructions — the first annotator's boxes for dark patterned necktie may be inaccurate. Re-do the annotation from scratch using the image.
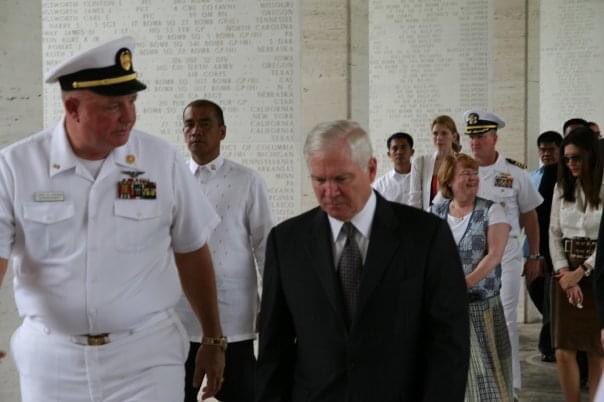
[338,222,362,326]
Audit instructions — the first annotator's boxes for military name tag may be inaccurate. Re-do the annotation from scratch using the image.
[494,173,513,188]
[34,191,65,202]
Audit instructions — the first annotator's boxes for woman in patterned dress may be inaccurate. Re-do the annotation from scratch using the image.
[432,153,513,401]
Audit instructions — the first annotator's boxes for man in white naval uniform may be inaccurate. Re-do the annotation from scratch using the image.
[0,37,226,402]
[465,110,543,398]
[177,99,274,402]
[373,132,415,205]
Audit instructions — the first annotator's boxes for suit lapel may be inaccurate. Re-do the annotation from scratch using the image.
[355,195,401,327]
[305,210,347,327]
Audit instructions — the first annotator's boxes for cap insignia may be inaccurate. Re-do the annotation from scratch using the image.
[467,113,479,125]
[118,49,132,71]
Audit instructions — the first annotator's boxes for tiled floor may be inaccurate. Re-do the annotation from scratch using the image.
[205,324,572,402]
[519,323,585,402]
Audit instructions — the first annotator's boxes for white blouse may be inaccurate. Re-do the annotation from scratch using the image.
[549,182,603,271]
[446,202,507,244]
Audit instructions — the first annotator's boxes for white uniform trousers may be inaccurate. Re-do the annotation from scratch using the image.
[11,310,189,402]
[499,237,523,391]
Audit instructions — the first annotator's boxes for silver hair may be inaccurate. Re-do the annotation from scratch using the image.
[303,120,373,170]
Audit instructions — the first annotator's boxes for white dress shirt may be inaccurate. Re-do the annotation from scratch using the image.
[328,191,376,268]
[176,155,274,342]
[409,152,439,211]
[549,182,603,271]
[0,118,219,335]
[373,169,411,205]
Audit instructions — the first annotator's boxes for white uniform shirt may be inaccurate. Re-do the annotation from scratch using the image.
[549,183,603,271]
[0,119,219,335]
[477,153,543,250]
[176,156,273,343]
[373,170,411,205]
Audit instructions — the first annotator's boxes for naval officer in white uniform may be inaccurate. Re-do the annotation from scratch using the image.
[465,110,543,397]
[0,37,226,402]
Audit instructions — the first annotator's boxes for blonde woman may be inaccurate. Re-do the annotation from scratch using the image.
[409,115,461,210]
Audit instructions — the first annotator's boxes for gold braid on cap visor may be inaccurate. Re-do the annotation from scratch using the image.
[465,124,498,134]
[71,73,138,89]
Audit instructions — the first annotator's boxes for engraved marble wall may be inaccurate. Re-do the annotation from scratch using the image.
[540,0,604,134]
[0,1,41,400]
[368,0,495,175]
[42,0,302,222]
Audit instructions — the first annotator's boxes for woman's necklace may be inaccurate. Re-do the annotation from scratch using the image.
[449,200,473,221]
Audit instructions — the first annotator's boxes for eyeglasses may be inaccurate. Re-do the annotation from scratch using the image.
[563,155,582,164]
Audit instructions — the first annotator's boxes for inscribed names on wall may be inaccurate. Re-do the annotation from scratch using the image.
[540,0,604,133]
[42,0,301,221]
[368,0,494,174]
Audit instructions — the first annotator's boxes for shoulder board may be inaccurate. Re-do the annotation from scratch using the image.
[506,158,527,169]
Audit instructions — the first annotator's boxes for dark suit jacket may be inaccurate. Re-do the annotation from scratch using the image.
[255,193,469,402]
[537,164,558,271]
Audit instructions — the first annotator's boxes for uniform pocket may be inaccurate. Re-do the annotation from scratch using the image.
[114,199,162,251]
[22,201,76,258]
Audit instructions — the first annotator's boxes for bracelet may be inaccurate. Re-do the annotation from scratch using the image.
[527,254,544,261]
[201,336,228,352]
[581,264,593,277]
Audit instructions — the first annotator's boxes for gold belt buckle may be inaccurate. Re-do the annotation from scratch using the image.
[563,239,571,254]
[86,334,110,346]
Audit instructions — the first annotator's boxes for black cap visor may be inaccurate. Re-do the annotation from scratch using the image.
[88,79,147,96]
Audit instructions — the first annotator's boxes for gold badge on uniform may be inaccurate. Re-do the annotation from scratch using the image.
[125,154,136,164]
[494,173,513,188]
[117,170,157,199]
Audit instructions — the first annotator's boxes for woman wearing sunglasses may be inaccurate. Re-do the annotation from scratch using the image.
[550,127,604,402]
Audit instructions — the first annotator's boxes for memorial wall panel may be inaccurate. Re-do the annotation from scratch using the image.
[42,0,301,221]
[540,0,604,133]
[369,0,494,174]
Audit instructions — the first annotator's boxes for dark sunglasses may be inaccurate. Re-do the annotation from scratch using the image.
[563,155,582,164]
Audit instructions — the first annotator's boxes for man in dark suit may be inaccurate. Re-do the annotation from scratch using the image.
[525,131,562,362]
[255,120,470,402]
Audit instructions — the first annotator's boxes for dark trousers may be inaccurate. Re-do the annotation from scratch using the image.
[527,275,554,355]
[184,339,255,402]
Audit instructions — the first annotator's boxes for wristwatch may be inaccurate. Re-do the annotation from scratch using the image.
[202,336,228,352]
[527,254,544,261]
